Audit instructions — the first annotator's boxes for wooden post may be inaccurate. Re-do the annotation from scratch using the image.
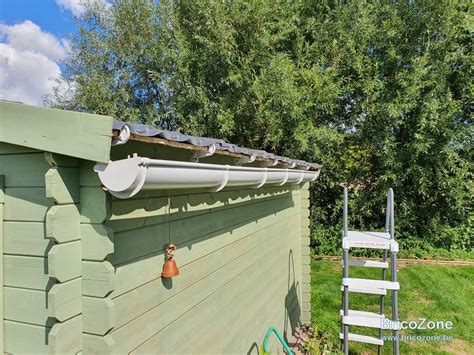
[0,175,5,353]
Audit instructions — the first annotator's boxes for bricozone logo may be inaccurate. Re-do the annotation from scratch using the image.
[381,318,453,330]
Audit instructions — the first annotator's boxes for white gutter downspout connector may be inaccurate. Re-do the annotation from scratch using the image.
[94,156,319,199]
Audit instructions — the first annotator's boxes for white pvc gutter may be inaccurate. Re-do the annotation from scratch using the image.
[94,156,320,199]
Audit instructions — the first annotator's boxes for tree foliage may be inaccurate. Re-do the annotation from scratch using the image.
[55,0,473,251]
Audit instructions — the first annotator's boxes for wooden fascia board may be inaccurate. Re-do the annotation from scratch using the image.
[0,102,113,163]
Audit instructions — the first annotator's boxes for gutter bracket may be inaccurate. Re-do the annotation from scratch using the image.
[214,165,230,192]
[297,165,310,171]
[254,168,268,189]
[282,162,296,169]
[112,125,131,146]
[191,144,216,162]
[261,159,278,167]
[311,169,321,181]
[294,172,305,185]
[234,154,256,166]
[277,169,289,186]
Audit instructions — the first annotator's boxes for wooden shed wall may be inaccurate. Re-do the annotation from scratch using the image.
[0,141,312,354]
[0,143,83,354]
[81,153,311,354]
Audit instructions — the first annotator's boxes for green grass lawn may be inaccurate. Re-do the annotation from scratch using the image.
[310,259,474,354]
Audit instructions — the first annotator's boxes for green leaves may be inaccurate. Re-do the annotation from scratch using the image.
[54,0,472,250]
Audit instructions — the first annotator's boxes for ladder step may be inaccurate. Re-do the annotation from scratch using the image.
[343,231,398,252]
[343,313,401,330]
[340,310,384,318]
[340,285,387,295]
[343,278,400,290]
[343,259,389,268]
[339,332,384,346]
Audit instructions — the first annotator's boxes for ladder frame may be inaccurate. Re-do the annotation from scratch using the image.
[341,187,400,355]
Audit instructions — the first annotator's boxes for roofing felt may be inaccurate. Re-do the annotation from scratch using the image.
[113,120,322,171]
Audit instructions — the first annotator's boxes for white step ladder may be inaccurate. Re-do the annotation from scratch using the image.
[341,188,400,355]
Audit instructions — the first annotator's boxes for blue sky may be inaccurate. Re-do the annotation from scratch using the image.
[0,0,100,106]
[0,0,76,38]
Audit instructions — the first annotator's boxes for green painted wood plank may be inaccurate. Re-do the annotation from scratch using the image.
[4,320,50,354]
[302,245,311,256]
[79,160,102,187]
[4,255,53,290]
[80,187,111,223]
[111,249,224,329]
[147,184,292,201]
[227,279,287,353]
[3,287,53,326]
[81,224,114,261]
[4,187,53,221]
[83,296,115,335]
[89,213,298,351]
[0,142,37,154]
[108,188,293,234]
[108,227,291,353]
[169,252,288,354]
[109,212,297,299]
[0,153,49,187]
[45,167,80,204]
[0,101,113,163]
[302,283,311,293]
[82,261,115,297]
[44,152,79,167]
[301,236,310,246]
[48,241,82,282]
[109,195,295,266]
[0,175,4,354]
[82,334,115,355]
[46,205,80,243]
[301,218,310,228]
[48,314,82,354]
[301,255,311,265]
[132,267,262,354]
[48,277,82,322]
[301,199,310,208]
[3,221,51,256]
[300,179,311,330]
[79,187,302,354]
[199,286,285,353]
[110,269,219,353]
[131,285,232,354]
[0,175,4,204]
[302,291,311,303]
[301,264,310,274]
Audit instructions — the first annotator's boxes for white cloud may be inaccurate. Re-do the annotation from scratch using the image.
[56,0,111,17]
[0,20,66,61]
[56,0,87,17]
[0,21,68,106]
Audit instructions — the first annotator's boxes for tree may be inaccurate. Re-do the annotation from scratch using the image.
[54,0,473,252]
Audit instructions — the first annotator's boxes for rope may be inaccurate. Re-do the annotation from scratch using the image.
[165,195,176,260]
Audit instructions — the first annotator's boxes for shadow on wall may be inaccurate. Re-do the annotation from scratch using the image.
[284,249,301,340]
[107,186,295,269]
[100,182,300,353]
[247,342,260,355]
[244,249,302,355]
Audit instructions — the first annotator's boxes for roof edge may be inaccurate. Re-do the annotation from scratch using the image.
[0,101,113,163]
[113,120,322,171]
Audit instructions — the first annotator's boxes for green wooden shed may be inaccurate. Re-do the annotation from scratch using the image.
[0,101,321,354]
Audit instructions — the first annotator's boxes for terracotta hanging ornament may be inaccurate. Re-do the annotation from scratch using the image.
[162,243,179,278]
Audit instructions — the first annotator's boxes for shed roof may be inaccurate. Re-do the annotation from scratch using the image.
[113,120,322,171]
[0,101,321,170]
